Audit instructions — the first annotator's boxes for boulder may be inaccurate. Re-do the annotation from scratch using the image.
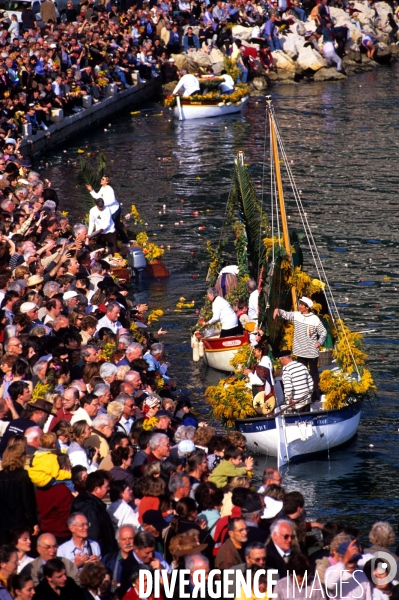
[171,53,189,71]
[280,34,299,59]
[231,25,253,41]
[185,50,212,72]
[163,82,177,94]
[252,75,269,90]
[297,45,326,71]
[375,41,392,62]
[209,47,225,74]
[345,39,362,62]
[295,22,307,36]
[275,68,295,80]
[313,67,347,80]
[271,50,296,72]
[330,7,363,43]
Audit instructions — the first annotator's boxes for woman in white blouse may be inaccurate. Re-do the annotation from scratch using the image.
[11,527,34,574]
[107,481,139,533]
[67,421,99,473]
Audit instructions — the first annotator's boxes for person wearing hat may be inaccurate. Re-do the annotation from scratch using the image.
[241,495,269,544]
[141,509,169,553]
[324,537,371,599]
[273,297,327,402]
[20,301,41,327]
[27,274,44,291]
[0,399,53,457]
[163,56,179,83]
[278,351,314,412]
[63,290,79,313]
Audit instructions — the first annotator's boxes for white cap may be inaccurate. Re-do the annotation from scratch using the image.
[262,497,283,519]
[299,296,313,308]
[63,291,79,300]
[20,302,38,313]
[178,440,195,455]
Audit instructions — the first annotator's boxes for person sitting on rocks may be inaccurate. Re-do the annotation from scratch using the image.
[183,27,200,52]
[362,32,378,58]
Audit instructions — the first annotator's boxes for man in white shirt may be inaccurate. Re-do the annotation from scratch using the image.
[71,395,100,426]
[115,394,136,435]
[87,198,118,255]
[58,513,101,569]
[173,69,200,97]
[246,279,259,322]
[204,287,243,338]
[96,302,123,335]
[219,70,235,93]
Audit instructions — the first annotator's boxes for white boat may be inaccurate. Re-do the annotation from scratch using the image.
[202,332,250,372]
[174,95,248,121]
[236,374,361,465]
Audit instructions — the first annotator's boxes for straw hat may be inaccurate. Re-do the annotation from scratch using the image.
[168,532,208,558]
[27,274,44,287]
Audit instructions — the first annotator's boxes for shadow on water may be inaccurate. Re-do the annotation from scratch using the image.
[42,65,399,536]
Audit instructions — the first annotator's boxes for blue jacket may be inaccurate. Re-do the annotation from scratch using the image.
[183,32,200,51]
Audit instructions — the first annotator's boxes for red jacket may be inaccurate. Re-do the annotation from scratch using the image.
[49,407,74,430]
[36,483,73,539]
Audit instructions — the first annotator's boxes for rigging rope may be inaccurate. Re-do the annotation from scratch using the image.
[268,105,361,380]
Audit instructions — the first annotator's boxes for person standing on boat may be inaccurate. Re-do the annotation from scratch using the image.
[246,280,259,322]
[278,351,313,412]
[172,69,200,97]
[85,176,130,246]
[273,297,327,401]
[204,287,243,338]
[244,341,274,398]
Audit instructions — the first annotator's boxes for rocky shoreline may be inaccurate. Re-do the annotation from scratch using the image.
[163,0,399,92]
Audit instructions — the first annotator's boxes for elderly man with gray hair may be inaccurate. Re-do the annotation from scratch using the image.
[266,518,295,578]
[57,512,101,568]
[141,432,171,472]
[99,362,118,385]
[203,287,243,338]
[93,383,111,415]
[185,553,210,587]
[144,343,173,385]
[96,302,123,335]
[117,342,143,367]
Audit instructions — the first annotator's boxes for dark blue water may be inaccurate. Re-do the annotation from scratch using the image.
[43,64,399,542]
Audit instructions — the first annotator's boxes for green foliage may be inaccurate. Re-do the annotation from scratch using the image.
[223,57,241,83]
[228,159,269,279]
[78,152,107,193]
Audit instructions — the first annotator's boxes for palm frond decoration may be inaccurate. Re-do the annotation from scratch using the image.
[229,158,269,278]
[77,153,107,193]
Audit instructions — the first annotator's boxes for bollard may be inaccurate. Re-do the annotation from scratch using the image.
[50,108,64,123]
[105,84,118,97]
[82,95,92,108]
[22,123,32,136]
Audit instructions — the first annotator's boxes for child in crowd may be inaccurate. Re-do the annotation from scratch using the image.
[209,445,254,488]
[28,432,74,491]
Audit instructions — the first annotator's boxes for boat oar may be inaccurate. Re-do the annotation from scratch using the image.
[274,397,313,417]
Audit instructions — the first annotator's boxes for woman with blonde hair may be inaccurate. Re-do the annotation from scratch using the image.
[364,521,399,560]
[220,475,251,517]
[67,420,99,473]
[0,442,39,545]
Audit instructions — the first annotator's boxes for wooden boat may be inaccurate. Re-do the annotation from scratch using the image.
[174,95,249,121]
[199,96,376,466]
[202,331,250,372]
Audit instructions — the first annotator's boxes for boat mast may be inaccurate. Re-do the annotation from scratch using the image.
[267,96,297,311]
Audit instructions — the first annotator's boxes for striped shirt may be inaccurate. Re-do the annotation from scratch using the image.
[278,310,327,358]
[282,360,314,406]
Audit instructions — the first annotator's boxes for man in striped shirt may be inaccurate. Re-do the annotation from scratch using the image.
[273,297,327,401]
[279,351,314,412]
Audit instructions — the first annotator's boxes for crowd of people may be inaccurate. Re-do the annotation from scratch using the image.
[0,0,395,140]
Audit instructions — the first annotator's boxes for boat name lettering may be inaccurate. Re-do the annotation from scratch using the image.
[255,425,269,432]
[222,340,242,348]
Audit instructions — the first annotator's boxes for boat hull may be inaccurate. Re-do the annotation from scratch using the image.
[236,403,361,462]
[202,332,249,372]
[173,97,248,120]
